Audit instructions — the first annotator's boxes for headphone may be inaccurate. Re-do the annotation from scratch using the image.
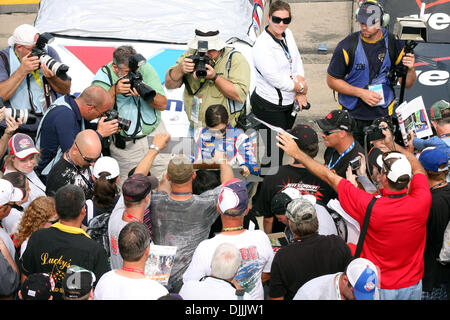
[355,0,390,28]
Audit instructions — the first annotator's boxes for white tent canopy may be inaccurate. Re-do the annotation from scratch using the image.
[34,0,255,45]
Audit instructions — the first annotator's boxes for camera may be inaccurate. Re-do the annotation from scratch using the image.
[291,102,311,117]
[104,109,131,131]
[187,40,212,79]
[30,32,70,80]
[363,116,395,142]
[123,53,156,103]
[0,97,37,125]
[349,156,361,174]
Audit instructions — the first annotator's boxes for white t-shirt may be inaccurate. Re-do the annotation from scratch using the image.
[108,195,128,269]
[4,168,46,210]
[1,208,23,236]
[293,272,341,300]
[179,277,252,300]
[182,230,274,300]
[94,270,168,300]
[316,204,338,236]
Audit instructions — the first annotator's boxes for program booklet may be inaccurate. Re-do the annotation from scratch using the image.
[395,96,433,146]
[145,243,177,286]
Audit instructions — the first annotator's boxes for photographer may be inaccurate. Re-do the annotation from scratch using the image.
[326,1,416,147]
[35,85,119,180]
[165,27,250,133]
[92,46,168,185]
[0,24,71,138]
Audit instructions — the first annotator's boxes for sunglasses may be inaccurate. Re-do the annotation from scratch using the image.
[48,218,59,224]
[75,142,99,164]
[323,129,341,136]
[271,15,292,24]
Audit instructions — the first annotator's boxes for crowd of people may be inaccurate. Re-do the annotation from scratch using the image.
[0,0,449,301]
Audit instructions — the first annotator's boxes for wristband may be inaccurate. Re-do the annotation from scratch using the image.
[296,81,304,94]
[212,74,219,83]
[149,144,161,153]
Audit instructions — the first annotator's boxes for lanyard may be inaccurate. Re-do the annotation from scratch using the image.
[440,133,450,138]
[65,152,94,191]
[335,273,342,300]
[121,267,145,275]
[125,212,143,223]
[266,27,294,78]
[327,141,355,170]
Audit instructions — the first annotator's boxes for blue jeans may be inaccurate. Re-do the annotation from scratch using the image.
[379,280,422,300]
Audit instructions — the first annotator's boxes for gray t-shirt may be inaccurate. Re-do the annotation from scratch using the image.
[149,185,221,293]
[108,195,128,270]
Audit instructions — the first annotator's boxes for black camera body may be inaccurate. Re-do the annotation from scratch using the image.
[187,40,211,79]
[125,54,156,103]
[363,116,395,142]
[104,109,131,132]
[30,32,69,80]
[349,156,361,174]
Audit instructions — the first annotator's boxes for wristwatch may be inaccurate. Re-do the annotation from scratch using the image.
[296,81,305,94]
[212,73,219,83]
[149,144,160,152]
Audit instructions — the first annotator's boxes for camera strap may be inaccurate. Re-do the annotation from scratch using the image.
[182,75,206,97]
[25,75,43,116]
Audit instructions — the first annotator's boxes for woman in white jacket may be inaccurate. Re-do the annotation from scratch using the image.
[251,0,308,170]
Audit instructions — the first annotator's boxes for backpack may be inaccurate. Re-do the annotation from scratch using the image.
[86,212,112,258]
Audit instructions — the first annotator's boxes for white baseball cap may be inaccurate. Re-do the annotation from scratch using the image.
[346,258,379,300]
[376,152,412,183]
[0,179,24,206]
[92,156,120,180]
[8,24,39,47]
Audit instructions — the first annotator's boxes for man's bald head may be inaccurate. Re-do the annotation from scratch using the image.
[77,85,113,120]
[71,129,102,167]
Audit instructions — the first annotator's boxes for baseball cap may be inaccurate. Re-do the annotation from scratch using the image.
[8,24,39,47]
[0,179,24,206]
[429,100,450,121]
[317,110,353,132]
[62,265,95,299]
[93,156,120,180]
[376,152,412,183]
[418,148,449,172]
[20,273,55,300]
[368,147,383,174]
[217,178,249,216]
[285,197,316,225]
[346,258,379,300]
[167,154,194,184]
[287,124,318,151]
[188,27,227,51]
[8,133,40,160]
[356,1,382,26]
[122,173,159,203]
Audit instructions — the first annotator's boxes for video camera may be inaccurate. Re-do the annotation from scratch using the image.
[104,109,131,132]
[0,97,37,125]
[30,32,70,80]
[187,40,212,79]
[123,53,156,103]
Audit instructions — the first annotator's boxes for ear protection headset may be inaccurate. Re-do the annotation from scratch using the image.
[355,0,390,28]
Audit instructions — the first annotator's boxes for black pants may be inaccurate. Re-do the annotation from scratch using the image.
[251,91,295,176]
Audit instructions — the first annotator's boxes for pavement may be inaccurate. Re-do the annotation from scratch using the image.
[0,0,361,161]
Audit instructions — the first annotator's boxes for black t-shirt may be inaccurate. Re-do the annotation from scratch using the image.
[269,234,353,300]
[253,165,336,233]
[45,156,94,199]
[423,184,450,291]
[324,140,365,179]
[327,32,404,120]
[20,224,109,300]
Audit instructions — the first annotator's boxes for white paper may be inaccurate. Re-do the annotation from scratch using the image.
[368,84,385,106]
[254,117,298,139]
[395,96,433,143]
[145,243,177,286]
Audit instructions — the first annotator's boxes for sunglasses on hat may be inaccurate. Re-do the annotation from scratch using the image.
[271,15,291,24]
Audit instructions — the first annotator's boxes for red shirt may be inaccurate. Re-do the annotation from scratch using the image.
[338,174,431,289]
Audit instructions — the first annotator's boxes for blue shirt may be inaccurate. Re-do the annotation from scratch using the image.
[37,95,98,173]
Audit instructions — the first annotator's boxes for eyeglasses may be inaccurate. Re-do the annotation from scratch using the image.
[48,218,59,224]
[323,129,341,136]
[271,15,292,24]
[74,142,99,164]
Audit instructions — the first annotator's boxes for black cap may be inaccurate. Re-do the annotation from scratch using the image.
[317,110,353,132]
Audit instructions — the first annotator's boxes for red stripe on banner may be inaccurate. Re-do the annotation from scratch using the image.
[416,0,450,9]
[65,46,116,74]
[414,56,450,67]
